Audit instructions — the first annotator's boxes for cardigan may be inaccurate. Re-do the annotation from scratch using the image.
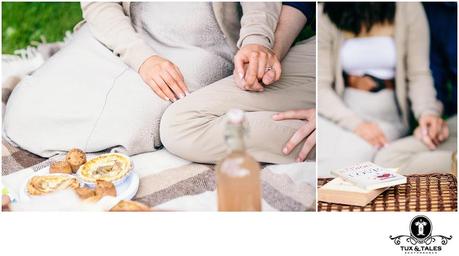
[78,2,281,72]
[318,2,443,131]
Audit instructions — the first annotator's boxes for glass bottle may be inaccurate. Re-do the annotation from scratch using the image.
[216,109,261,211]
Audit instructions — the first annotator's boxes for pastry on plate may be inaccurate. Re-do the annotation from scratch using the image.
[77,153,131,185]
[66,148,87,173]
[95,180,117,198]
[27,174,80,196]
[110,200,151,212]
[49,160,73,174]
[74,180,116,202]
[74,187,97,200]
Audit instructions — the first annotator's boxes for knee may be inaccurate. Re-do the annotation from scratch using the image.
[160,99,202,162]
[374,141,409,169]
[374,147,393,167]
[4,79,33,136]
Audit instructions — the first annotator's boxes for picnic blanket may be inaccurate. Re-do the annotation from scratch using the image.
[3,150,316,211]
[1,50,316,211]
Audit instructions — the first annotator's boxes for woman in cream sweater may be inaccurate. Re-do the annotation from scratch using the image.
[317,2,448,176]
[3,2,282,157]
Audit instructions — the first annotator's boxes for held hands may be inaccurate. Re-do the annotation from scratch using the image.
[233,44,282,92]
[273,109,316,162]
[415,114,449,150]
[139,55,189,102]
[354,122,388,148]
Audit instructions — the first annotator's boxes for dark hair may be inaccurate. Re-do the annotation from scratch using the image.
[323,2,396,35]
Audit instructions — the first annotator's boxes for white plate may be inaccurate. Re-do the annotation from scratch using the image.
[19,167,139,202]
[76,153,133,187]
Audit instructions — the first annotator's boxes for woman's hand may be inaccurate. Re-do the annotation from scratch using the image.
[233,44,281,92]
[273,109,316,162]
[139,55,189,102]
[416,114,449,149]
[354,122,388,148]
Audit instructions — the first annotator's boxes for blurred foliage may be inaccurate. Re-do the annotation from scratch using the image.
[2,2,82,54]
[296,25,315,43]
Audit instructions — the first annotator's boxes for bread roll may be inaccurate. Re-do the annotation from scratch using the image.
[74,187,96,200]
[110,200,151,212]
[49,160,73,174]
[66,148,87,172]
[95,180,116,198]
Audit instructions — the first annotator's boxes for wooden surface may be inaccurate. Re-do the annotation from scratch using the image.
[317,173,457,212]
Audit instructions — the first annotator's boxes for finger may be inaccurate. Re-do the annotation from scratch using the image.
[369,137,381,147]
[423,118,441,146]
[419,117,428,131]
[245,80,264,92]
[283,124,314,155]
[147,79,169,101]
[172,65,189,94]
[152,75,176,101]
[262,69,276,85]
[428,118,440,143]
[297,130,316,162]
[363,129,380,147]
[234,54,248,80]
[162,70,185,99]
[434,119,444,144]
[438,123,449,142]
[257,52,268,79]
[422,134,437,150]
[273,110,308,121]
[233,70,246,90]
[376,134,388,148]
[244,52,259,88]
[272,60,282,81]
[377,130,388,146]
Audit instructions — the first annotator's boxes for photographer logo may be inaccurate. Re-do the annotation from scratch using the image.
[389,215,452,254]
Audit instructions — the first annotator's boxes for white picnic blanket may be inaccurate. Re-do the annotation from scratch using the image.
[2,149,316,211]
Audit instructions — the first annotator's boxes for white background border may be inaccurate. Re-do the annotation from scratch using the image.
[0,212,457,256]
[1,1,458,256]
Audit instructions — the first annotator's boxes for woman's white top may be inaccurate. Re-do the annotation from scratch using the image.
[340,36,396,80]
[340,37,406,139]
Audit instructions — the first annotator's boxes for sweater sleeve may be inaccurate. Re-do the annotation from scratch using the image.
[81,2,156,72]
[405,3,443,118]
[317,8,364,131]
[237,2,282,49]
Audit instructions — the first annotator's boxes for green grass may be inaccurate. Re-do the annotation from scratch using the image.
[2,2,82,54]
[2,2,314,53]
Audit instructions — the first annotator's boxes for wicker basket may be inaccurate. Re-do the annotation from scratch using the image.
[318,173,457,212]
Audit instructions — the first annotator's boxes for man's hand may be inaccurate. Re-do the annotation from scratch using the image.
[234,44,281,92]
[272,109,315,162]
[354,122,388,148]
[139,55,188,102]
[416,114,449,149]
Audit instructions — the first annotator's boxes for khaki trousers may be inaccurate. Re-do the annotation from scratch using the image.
[374,116,457,175]
[160,37,316,164]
